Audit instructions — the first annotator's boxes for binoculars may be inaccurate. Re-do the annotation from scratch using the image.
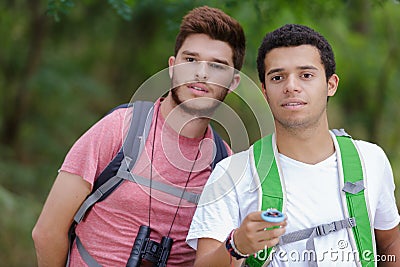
[126,225,173,267]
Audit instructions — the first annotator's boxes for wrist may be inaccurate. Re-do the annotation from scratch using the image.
[225,229,249,260]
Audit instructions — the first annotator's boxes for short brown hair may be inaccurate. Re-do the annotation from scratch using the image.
[175,6,246,70]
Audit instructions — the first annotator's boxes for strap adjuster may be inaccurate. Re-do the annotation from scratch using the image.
[316,222,336,236]
[348,217,356,227]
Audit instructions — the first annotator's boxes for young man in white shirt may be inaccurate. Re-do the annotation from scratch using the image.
[187,24,400,267]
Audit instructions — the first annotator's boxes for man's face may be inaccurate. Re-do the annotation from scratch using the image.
[262,45,338,131]
[169,33,240,116]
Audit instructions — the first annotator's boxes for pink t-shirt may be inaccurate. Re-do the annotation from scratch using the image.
[62,100,230,266]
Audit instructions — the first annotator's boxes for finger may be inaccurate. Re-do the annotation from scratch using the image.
[249,211,287,225]
[253,218,287,234]
[265,236,280,248]
[254,224,287,243]
[247,211,268,222]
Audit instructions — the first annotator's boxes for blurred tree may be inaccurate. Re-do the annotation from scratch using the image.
[1,0,48,148]
[0,0,399,265]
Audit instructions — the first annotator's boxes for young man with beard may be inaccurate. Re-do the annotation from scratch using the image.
[32,6,245,266]
[187,24,400,266]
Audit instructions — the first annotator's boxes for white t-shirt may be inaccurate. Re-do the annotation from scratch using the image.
[187,133,400,266]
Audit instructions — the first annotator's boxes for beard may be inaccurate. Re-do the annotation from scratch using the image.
[274,105,328,134]
[170,85,228,117]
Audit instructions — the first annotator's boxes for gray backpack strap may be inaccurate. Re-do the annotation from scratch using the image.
[74,176,128,223]
[76,236,102,267]
[72,101,228,266]
[123,101,154,170]
[72,102,154,224]
[278,217,356,267]
[342,180,365,194]
[331,128,351,137]
[116,164,201,204]
[70,102,154,267]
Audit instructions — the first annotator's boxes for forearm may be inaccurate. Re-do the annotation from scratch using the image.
[376,226,400,267]
[33,231,69,267]
[377,235,400,266]
[194,242,243,267]
[32,171,91,266]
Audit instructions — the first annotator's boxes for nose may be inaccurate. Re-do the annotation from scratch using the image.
[195,61,209,81]
[284,75,301,94]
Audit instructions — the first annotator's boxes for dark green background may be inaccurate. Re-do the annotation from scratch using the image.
[1,0,399,265]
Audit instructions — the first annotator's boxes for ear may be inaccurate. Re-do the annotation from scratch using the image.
[327,74,339,97]
[227,73,241,92]
[261,83,268,100]
[168,56,175,79]
[260,83,271,104]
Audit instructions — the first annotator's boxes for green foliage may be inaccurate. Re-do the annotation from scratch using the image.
[108,0,133,20]
[47,0,134,21]
[0,185,41,267]
[1,0,400,265]
[47,0,75,22]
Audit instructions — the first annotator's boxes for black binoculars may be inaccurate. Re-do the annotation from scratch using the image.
[126,225,173,267]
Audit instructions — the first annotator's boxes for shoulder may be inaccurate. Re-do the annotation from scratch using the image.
[205,148,255,191]
[61,105,128,184]
[68,106,127,149]
[214,148,251,173]
[353,140,400,229]
[77,105,127,140]
[353,139,389,165]
[353,139,385,154]
[352,139,393,180]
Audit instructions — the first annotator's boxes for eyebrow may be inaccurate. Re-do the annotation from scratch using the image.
[181,50,230,66]
[266,65,319,76]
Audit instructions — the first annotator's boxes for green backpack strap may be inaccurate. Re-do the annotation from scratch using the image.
[246,134,283,266]
[247,133,375,267]
[336,136,375,266]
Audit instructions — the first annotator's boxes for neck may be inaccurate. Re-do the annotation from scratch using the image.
[274,123,335,165]
[160,96,210,138]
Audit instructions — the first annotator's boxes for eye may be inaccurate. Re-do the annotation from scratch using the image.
[185,57,196,62]
[301,73,313,79]
[271,75,283,81]
[208,62,227,70]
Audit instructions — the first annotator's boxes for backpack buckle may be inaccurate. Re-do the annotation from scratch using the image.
[348,217,357,228]
[316,222,336,236]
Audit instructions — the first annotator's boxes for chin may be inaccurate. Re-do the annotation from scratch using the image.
[171,88,224,117]
[179,101,220,117]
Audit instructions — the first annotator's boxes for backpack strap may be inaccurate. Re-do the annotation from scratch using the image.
[66,101,154,267]
[211,127,228,169]
[276,217,357,267]
[73,101,154,224]
[68,101,229,266]
[115,159,201,204]
[92,101,154,194]
[246,134,283,266]
[246,131,374,267]
[110,127,227,205]
[336,135,375,266]
[75,236,101,267]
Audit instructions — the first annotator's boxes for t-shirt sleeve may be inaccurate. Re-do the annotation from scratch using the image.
[374,148,400,230]
[60,109,125,188]
[186,158,241,250]
[187,150,257,250]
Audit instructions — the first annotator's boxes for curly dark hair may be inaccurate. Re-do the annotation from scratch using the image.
[257,24,335,85]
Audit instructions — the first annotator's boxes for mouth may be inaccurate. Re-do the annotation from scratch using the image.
[282,102,305,107]
[281,100,307,109]
[188,83,209,94]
